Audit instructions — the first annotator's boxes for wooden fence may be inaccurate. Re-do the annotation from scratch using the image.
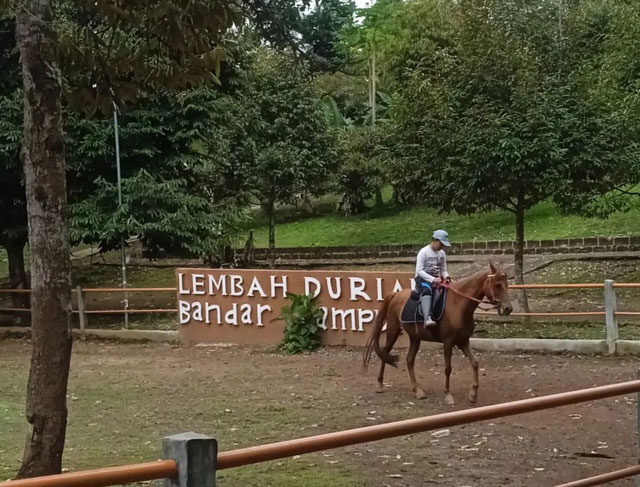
[2,279,639,330]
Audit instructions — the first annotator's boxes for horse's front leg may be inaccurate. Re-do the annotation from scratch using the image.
[443,340,455,406]
[459,340,479,404]
[407,336,426,399]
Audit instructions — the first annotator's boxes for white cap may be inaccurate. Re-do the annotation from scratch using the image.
[433,229,451,246]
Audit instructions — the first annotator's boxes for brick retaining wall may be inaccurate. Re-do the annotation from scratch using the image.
[250,236,640,260]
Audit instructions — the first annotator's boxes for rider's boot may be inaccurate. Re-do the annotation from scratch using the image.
[420,294,436,327]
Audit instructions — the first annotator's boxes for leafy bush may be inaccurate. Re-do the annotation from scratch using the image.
[334,127,387,215]
[278,293,324,354]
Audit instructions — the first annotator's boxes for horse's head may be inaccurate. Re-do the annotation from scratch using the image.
[486,262,513,316]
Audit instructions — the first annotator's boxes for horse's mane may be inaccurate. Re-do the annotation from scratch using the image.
[452,267,491,290]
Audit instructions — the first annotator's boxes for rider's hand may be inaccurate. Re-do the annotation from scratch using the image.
[445,276,452,284]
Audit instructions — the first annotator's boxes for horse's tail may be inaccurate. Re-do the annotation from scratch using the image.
[363,293,399,372]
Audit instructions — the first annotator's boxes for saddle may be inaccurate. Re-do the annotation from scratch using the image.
[400,287,447,324]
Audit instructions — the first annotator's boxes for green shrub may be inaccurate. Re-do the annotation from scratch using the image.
[278,293,324,354]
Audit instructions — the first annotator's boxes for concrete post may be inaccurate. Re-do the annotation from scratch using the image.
[76,286,87,334]
[604,280,618,355]
[163,432,217,487]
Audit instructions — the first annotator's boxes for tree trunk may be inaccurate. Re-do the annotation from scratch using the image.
[375,187,384,208]
[16,0,73,478]
[5,238,30,325]
[266,200,276,268]
[514,200,530,314]
[7,239,28,290]
[241,231,255,268]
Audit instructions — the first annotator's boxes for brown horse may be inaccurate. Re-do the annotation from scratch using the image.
[363,262,513,405]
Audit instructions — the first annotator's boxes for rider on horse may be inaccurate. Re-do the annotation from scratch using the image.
[415,229,452,327]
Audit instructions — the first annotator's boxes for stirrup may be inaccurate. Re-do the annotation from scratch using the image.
[424,316,436,327]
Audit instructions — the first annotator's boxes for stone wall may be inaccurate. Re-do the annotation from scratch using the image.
[250,236,640,260]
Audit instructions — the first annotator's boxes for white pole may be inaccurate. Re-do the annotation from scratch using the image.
[371,48,376,127]
[113,103,129,329]
[76,286,86,335]
[604,279,618,355]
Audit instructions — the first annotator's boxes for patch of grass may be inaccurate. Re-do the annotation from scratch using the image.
[476,319,640,340]
[0,346,364,487]
[0,365,27,475]
[476,319,608,340]
[72,263,176,288]
[0,244,91,282]
[222,461,363,487]
[247,199,640,248]
[86,314,176,330]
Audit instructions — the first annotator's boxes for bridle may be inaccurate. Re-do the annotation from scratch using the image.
[437,273,502,312]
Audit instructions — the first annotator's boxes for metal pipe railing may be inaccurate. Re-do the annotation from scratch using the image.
[215,379,640,469]
[476,311,605,317]
[0,460,178,487]
[553,464,640,487]
[510,283,604,289]
[0,288,177,293]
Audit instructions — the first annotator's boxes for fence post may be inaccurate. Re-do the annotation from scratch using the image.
[76,286,87,335]
[637,369,640,487]
[163,432,217,487]
[604,279,618,355]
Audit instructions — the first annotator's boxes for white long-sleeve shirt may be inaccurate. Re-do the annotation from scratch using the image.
[415,244,449,283]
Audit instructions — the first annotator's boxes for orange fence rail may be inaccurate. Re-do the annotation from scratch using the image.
[0,460,177,487]
[0,280,639,354]
[0,308,176,314]
[476,311,606,317]
[0,288,176,293]
[0,282,636,293]
[510,283,604,289]
[553,465,640,487]
[1,380,639,487]
[0,282,639,317]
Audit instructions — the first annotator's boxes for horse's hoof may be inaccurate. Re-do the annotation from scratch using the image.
[468,391,478,404]
[444,393,455,406]
[415,388,427,400]
[375,383,385,393]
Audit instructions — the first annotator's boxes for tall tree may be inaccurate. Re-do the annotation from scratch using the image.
[248,0,356,72]
[552,0,640,215]
[332,0,405,206]
[207,49,337,258]
[10,0,241,477]
[389,0,635,310]
[68,89,243,264]
[333,125,388,215]
[15,0,72,476]
[298,0,356,72]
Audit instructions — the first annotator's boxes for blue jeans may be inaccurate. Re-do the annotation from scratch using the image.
[415,278,434,321]
[415,277,433,296]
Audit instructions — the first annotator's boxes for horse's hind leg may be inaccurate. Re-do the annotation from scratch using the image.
[407,335,426,399]
[459,340,479,404]
[443,339,455,406]
[376,320,402,393]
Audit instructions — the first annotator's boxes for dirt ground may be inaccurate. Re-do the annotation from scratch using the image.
[1,339,639,486]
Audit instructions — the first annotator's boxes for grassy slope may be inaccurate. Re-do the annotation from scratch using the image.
[247,199,640,248]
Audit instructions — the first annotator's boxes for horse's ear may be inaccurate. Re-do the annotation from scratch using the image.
[489,261,497,274]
